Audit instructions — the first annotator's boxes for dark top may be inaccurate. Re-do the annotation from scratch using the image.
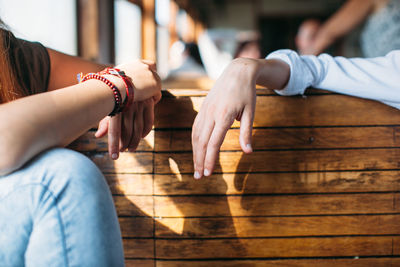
[6,30,50,96]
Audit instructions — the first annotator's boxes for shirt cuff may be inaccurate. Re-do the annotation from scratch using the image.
[266,49,312,96]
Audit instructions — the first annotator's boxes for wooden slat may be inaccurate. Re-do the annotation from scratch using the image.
[106,174,153,195]
[155,258,400,267]
[114,195,154,217]
[141,0,156,61]
[69,130,154,152]
[154,126,400,152]
[77,0,99,61]
[123,238,154,258]
[90,152,153,173]
[155,95,400,128]
[156,236,400,259]
[155,215,400,238]
[155,148,400,174]
[120,217,154,238]
[125,260,154,267]
[154,193,400,217]
[154,171,400,195]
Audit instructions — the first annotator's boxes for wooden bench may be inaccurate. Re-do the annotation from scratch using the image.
[70,79,400,266]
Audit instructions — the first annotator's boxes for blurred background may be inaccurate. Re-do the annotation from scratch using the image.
[0,0,362,80]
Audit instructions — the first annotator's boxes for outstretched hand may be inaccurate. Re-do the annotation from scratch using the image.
[191,58,258,179]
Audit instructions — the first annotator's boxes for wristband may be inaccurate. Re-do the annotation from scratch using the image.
[77,72,122,116]
[99,68,134,112]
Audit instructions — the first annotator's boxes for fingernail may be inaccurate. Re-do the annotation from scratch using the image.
[246,144,253,152]
[204,169,210,176]
[111,153,119,160]
[194,171,201,179]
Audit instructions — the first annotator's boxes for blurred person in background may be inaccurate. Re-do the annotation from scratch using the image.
[296,0,400,57]
[198,29,262,80]
[167,40,207,78]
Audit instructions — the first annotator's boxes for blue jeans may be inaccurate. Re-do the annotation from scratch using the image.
[0,148,124,267]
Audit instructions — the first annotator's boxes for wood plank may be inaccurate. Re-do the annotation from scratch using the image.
[155,215,400,238]
[77,0,99,61]
[114,195,154,217]
[90,152,153,173]
[69,130,154,152]
[154,148,400,174]
[123,238,154,258]
[154,126,400,152]
[142,0,156,61]
[156,236,400,259]
[106,174,153,195]
[155,258,400,267]
[126,260,154,267]
[155,95,400,128]
[120,217,154,238]
[154,171,400,195]
[161,81,329,95]
[154,193,400,217]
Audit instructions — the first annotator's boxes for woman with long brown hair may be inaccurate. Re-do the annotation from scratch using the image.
[0,19,161,266]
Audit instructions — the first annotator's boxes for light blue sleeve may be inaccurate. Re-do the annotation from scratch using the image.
[266,49,400,109]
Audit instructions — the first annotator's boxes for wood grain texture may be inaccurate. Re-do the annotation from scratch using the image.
[155,258,400,267]
[123,238,154,258]
[156,236,400,259]
[90,152,153,173]
[155,215,400,238]
[125,260,154,267]
[69,130,154,152]
[154,193,400,217]
[114,195,154,217]
[119,217,154,238]
[154,171,400,195]
[154,126,400,152]
[155,148,400,174]
[155,95,400,129]
[106,174,153,195]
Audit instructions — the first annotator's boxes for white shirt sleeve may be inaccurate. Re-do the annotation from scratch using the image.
[266,49,400,109]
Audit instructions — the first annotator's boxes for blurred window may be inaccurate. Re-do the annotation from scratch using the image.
[0,0,77,55]
[114,0,142,65]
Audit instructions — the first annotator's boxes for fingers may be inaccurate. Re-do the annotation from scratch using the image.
[95,117,109,138]
[128,102,144,152]
[108,114,122,160]
[141,60,157,72]
[142,99,155,138]
[153,90,162,105]
[192,114,215,179]
[239,104,255,154]
[120,104,135,151]
[203,120,232,177]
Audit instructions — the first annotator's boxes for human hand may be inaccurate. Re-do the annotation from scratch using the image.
[95,96,160,159]
[295,19,321,55]
[116,60,162,101]
[95,59,162,159]
[192,58,258,179]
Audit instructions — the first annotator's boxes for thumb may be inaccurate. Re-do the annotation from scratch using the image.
[95,117,110,138]
[239,104,254,154]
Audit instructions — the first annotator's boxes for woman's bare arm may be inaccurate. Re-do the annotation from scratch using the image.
[46,48,107,91]
[0,60,161,176]
[302,0,375,55]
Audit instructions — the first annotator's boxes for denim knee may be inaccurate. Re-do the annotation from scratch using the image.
[28,148,111,206]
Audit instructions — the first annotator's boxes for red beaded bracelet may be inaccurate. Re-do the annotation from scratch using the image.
[77,72,122,116]
[99,68,134,112]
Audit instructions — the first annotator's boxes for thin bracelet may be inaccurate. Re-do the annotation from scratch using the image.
[77,72,122,116]
[99,67,134,112]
